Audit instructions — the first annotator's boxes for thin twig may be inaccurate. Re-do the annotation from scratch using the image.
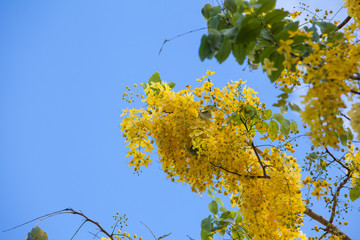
[158,232,172,239]
[71,220,88,240]
[140,221,157,240]
[325,148,350,172]
[351,90,360,95]
[68,209,113,240]
[210,162,270,179]
[329,175,351,223]
[2,208,71,232]
[340,112,351,121]
[158,27,207,55]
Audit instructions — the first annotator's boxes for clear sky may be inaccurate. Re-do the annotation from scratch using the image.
[1,0,358,240]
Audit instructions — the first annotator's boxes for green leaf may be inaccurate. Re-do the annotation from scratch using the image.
[26,227,48,240]
[280,119,291,136]
[346,127,354,141]
[256,121,268,134]
[219,206,227,212]
[201,216,213,233]
[214,197,224,205]
[224,0,237,12]
[273,99,286,107]
[216,37,232,63]
[209,6,221,17]
[199,110,212,119]
[308,152,317,159]
[208,15,221,29]
[289,102,301,112]
[268,51,285,82]
[221,27,238,41]
[168,82,176,89]
[273,113,285,124]
[264,109,272,120]
[255,0,276,14]
[232,229,244,239]
[264,9,289,25]
[258,45,276,63]
[268,120,279,137]
[290,121,298,133]
[148,72,162,85]
[201,4,212,20]
[232,43,246,64]
[350,187,360,201]
[201,229,210,240]
[222,218,235,224]
[208,29,223,51]
[207,189,215,198]
[219,229,226,236]
[235,214,242,224]
[317,22,337,35]
[304,21,320,42]
[237,16,262,44]
[245,105,257,118]
[199,35,215,61]
[340,133,348,146]
[209,200,218,215]
[270,21,287,35]
[279,106,288,115]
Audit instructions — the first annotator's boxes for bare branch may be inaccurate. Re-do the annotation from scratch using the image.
[337,16,352,30]
[251,142,268,178]
[140,221,157,240]
[210,162,270,179]
[329,175,351,223]
[158,27,207,55]
[68,209,113,240]
[304,207,352,240]
[71,220,88,240]
[325,148,350,172]
[158,232,172,239]
[3,208,71,232]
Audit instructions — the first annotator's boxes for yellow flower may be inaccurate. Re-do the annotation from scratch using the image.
[262,58,278,76]
[205,69,215,75]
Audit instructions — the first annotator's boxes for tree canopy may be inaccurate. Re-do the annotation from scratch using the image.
[17,0,360,239]
[120,0,360,239]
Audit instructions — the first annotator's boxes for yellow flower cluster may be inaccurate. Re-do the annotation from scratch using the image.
[348,103,360,141]
[300,30,360,148]
[121,72,305,239]
[344,0,360,25]
[100,232,142,240]
[345,145,360,186]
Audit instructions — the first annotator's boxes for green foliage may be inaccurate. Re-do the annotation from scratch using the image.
[289,102,301,112]
[280,119,291,136]
[209,201,219,215]
[26,227,48,240]
[339,128,354,146]
[201,195,252,240]
[350,179,360,201]
[268,120,279,141]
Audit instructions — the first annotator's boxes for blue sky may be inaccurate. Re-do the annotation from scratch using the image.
[1,0,358,239]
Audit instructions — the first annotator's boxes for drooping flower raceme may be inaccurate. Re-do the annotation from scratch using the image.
[120,72,305,239]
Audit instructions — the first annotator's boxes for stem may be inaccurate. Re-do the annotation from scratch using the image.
[304,207,352,240]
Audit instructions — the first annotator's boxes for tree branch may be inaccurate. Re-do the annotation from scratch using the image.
[337,16,352,30]
[325,148,350,172]
[68,208,113,240]
[251,142,269,178]
[304,207,352,240]
[329,175,351,223]
[209,162,270,179]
